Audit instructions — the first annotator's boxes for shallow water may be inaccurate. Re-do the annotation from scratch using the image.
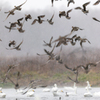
[1,87,100,100]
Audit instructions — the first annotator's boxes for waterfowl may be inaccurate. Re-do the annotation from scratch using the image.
[6,71,20,89]
[0,88,6,98]
[43,88,50,92]
[66,9,72,19]
[52,35,69,47]
[64,64,81,74]
[5,22,17,32]
[47,14,54,25]
[80,61,100,73]
[17,17,24,26]
[85,81,91,90]
[25,14,32,21]
[51,0,54,6]
[44,43,56,61]
[17,20,25,33]
[67,71,79,83]
[43,36,53,47]
[84,82,92,97]
[52,90,63,96]
[64,82,77,91]
[93,17,100,22]
[52,84,58,92]
[4,8,16,21]
[3,64,18,83]
[9,40,16,47]
[93,0,100,5]
[71,26,84,33]
[31,15,45,25]
[6,40,23,50]
[75,2,90,15]
[26,88,35,97]
[59,11,66,18]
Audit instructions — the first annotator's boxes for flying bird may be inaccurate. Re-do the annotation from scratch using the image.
[47,14,54,25]
[59,11,66,18]
[6,71,21,89]
[31,15,45,25]
[66,9,72,19]
[75,2,90,15]
[25,14,32,21]
[64,64,81,74]
[43,36,53,47]
[17,17,24,26]
[71,26,84,33]
[5,22,17,32]
[9,40,16,47]
[80,61,100,73]
[6,40,23,50]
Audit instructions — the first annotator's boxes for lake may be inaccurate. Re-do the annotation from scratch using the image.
[1,87,100,100]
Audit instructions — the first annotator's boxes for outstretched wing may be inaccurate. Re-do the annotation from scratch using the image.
[93,17,100,22]
[17,40,23,48]
[83,2,90,11]
[16,0,27,8]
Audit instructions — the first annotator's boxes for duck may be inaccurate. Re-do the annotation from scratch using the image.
[43,88,50,92]
[75,2,90,15]
[26,88,35,97]
[84,85,92,97]
[52,90,63,96]
[85,81,91,90]
[0,88,6,98]
[52,84,58,92]
[93,91,100,97]
[64,82,77,91]
[16,88,24,94]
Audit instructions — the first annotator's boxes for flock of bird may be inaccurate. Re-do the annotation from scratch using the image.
[0,0,100,99]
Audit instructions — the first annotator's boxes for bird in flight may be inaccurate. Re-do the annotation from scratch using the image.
[6,40,23,50]
[75,2,90,15]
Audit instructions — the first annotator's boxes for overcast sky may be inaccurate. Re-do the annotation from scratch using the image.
[0,0,100,57]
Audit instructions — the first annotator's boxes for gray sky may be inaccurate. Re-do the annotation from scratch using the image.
[0,0,100,57]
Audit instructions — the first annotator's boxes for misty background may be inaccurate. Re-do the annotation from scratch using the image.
[0,0,100,58]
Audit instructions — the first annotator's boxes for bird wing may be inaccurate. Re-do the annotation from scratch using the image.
[93,0,100,5]
[75,7,82,10]
[38,15,45,18]
[50,14,54,22]
[93,17,100,22]
[49,36,53,44]
[83,2,90,11]
[16,0,27,8]
[31,19,37,25]
[17,17,24,22]
[17,40,23,48]
[44,49,50,55]
[6,76,16,85]
[67,9,72,16]
[50,43,56,54]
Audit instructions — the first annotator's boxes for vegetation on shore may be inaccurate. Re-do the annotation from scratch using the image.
[0,47,100,88]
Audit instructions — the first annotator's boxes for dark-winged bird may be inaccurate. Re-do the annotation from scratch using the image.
[75,2,90,15]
